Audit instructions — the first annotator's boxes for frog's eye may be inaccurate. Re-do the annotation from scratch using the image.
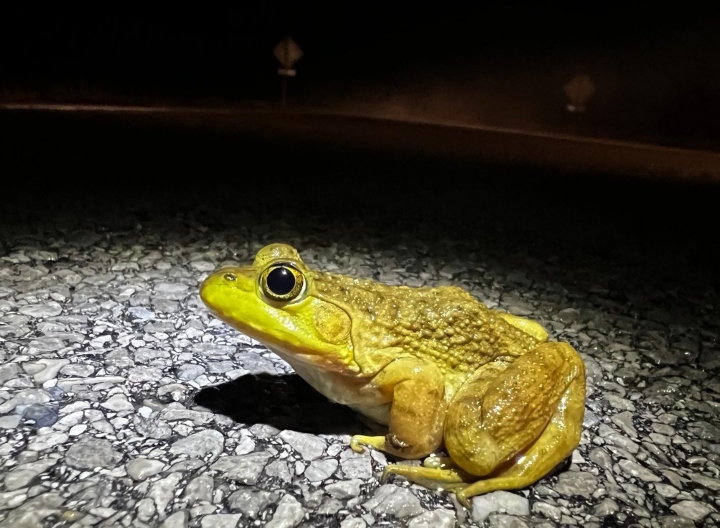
[260,264,305,302]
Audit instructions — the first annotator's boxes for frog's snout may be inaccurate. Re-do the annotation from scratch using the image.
[200,267,257,309]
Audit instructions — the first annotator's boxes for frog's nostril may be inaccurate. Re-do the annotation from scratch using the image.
[224,273,237,282]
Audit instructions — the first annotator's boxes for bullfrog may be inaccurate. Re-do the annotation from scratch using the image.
[200,243,586,506]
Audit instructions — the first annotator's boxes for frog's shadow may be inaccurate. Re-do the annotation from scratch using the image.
[194,373,376,436]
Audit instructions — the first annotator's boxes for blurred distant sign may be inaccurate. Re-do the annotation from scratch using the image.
[564,74,595,113]
[273,37,303,107]
[274,37,303,70]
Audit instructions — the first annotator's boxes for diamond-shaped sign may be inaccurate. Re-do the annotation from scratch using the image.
[564,74,595,109]
[273,37,303,69]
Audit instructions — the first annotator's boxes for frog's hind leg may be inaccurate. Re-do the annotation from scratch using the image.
[381,464,474,491]
[444,342,585,507]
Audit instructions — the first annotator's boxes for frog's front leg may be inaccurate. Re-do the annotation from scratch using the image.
[351,357,446,459]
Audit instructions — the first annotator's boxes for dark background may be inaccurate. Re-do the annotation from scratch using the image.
[1,6,719,285]
[2,7,719,148]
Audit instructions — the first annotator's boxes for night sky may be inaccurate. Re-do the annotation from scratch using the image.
[2,7,719,147]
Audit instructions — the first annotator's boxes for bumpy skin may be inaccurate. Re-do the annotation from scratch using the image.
[200,244,586,506]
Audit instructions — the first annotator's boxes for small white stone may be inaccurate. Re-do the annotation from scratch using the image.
[68,425,87,436]
[100,394,134,412]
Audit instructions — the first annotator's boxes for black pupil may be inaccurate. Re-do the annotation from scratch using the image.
[267,267,296,295]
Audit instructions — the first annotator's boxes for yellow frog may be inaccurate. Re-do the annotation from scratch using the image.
[200,243,585,506]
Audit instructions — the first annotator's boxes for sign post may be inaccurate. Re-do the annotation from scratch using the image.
[273,37,303,107]
[564,74,595,134]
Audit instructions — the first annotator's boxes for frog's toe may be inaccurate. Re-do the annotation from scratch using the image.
[380,464,396,483]
[350,436,366,454]
[455,490,474,509]
[350,434,387,454]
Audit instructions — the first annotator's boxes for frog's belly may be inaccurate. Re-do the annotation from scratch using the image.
[281,356,391,425]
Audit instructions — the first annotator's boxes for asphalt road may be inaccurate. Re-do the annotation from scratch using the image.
[3,103,720,182]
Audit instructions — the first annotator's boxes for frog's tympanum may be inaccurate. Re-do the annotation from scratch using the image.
[200,244,585,505]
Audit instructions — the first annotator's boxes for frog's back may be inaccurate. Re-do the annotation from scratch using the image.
[312,271,539,375]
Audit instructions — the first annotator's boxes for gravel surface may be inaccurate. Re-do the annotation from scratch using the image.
[0,195,718,528]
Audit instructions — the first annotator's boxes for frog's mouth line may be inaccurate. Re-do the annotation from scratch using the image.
[206,306,360,374]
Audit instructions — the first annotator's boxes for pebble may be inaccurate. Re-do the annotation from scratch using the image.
[200,514,243,528]
[594,497,619,516]
[233,434,255,455]
[279,429,327,460]
[0,489,28,510]
[326,478,363,499]
[265,459,292,483]
[18,302,63,318]
[100,394,134,412]
[137,497,156,522]
[611,411,638,437]
[68,424,87,436]
[471,491,530,523]
[24,359,70,383]
[0,492,64,527]
[0,363,21,383]
[210,452,273,484]
[176,363,206,380]
[65,437,123,469]
[161,511,189,528]
[340,518,366,528]
[22,404,59,427]
[0,389,52,414]
[59,364,96,377]
[688,421,720,442]
[169,429,224,461]
[617,459,662,482]
[265,494,305,528]
[227,489,277,518]
[27,431,69,451]
[554,471,598,498]
[4,459,58,491]
[182,474,214,503]
[407,509,456,528]
[339,449,373,479]
[128,366,164,383]
[670,500,715,521]
[232,352,279,374]
[126,458,166,481]
[305,459,338,482]
[362,484,424,518]
[148,472,183,517]
[532,501,562,522]
[160,408,215,425]
[0,415,22,429]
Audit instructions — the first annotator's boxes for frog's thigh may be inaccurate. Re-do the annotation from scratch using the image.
[351,357,446,459]
[445,342,585,481]
[456,367,585,504]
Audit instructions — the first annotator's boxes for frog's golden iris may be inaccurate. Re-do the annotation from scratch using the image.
[200,243,586,506]
[260,263,305,302]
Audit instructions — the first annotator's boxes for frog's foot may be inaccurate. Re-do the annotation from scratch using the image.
[350,434,386,454]
[381,463,472,491]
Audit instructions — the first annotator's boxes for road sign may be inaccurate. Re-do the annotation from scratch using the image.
[274,38,303,69]
[564,74,595,113]
[273,37,303,107]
